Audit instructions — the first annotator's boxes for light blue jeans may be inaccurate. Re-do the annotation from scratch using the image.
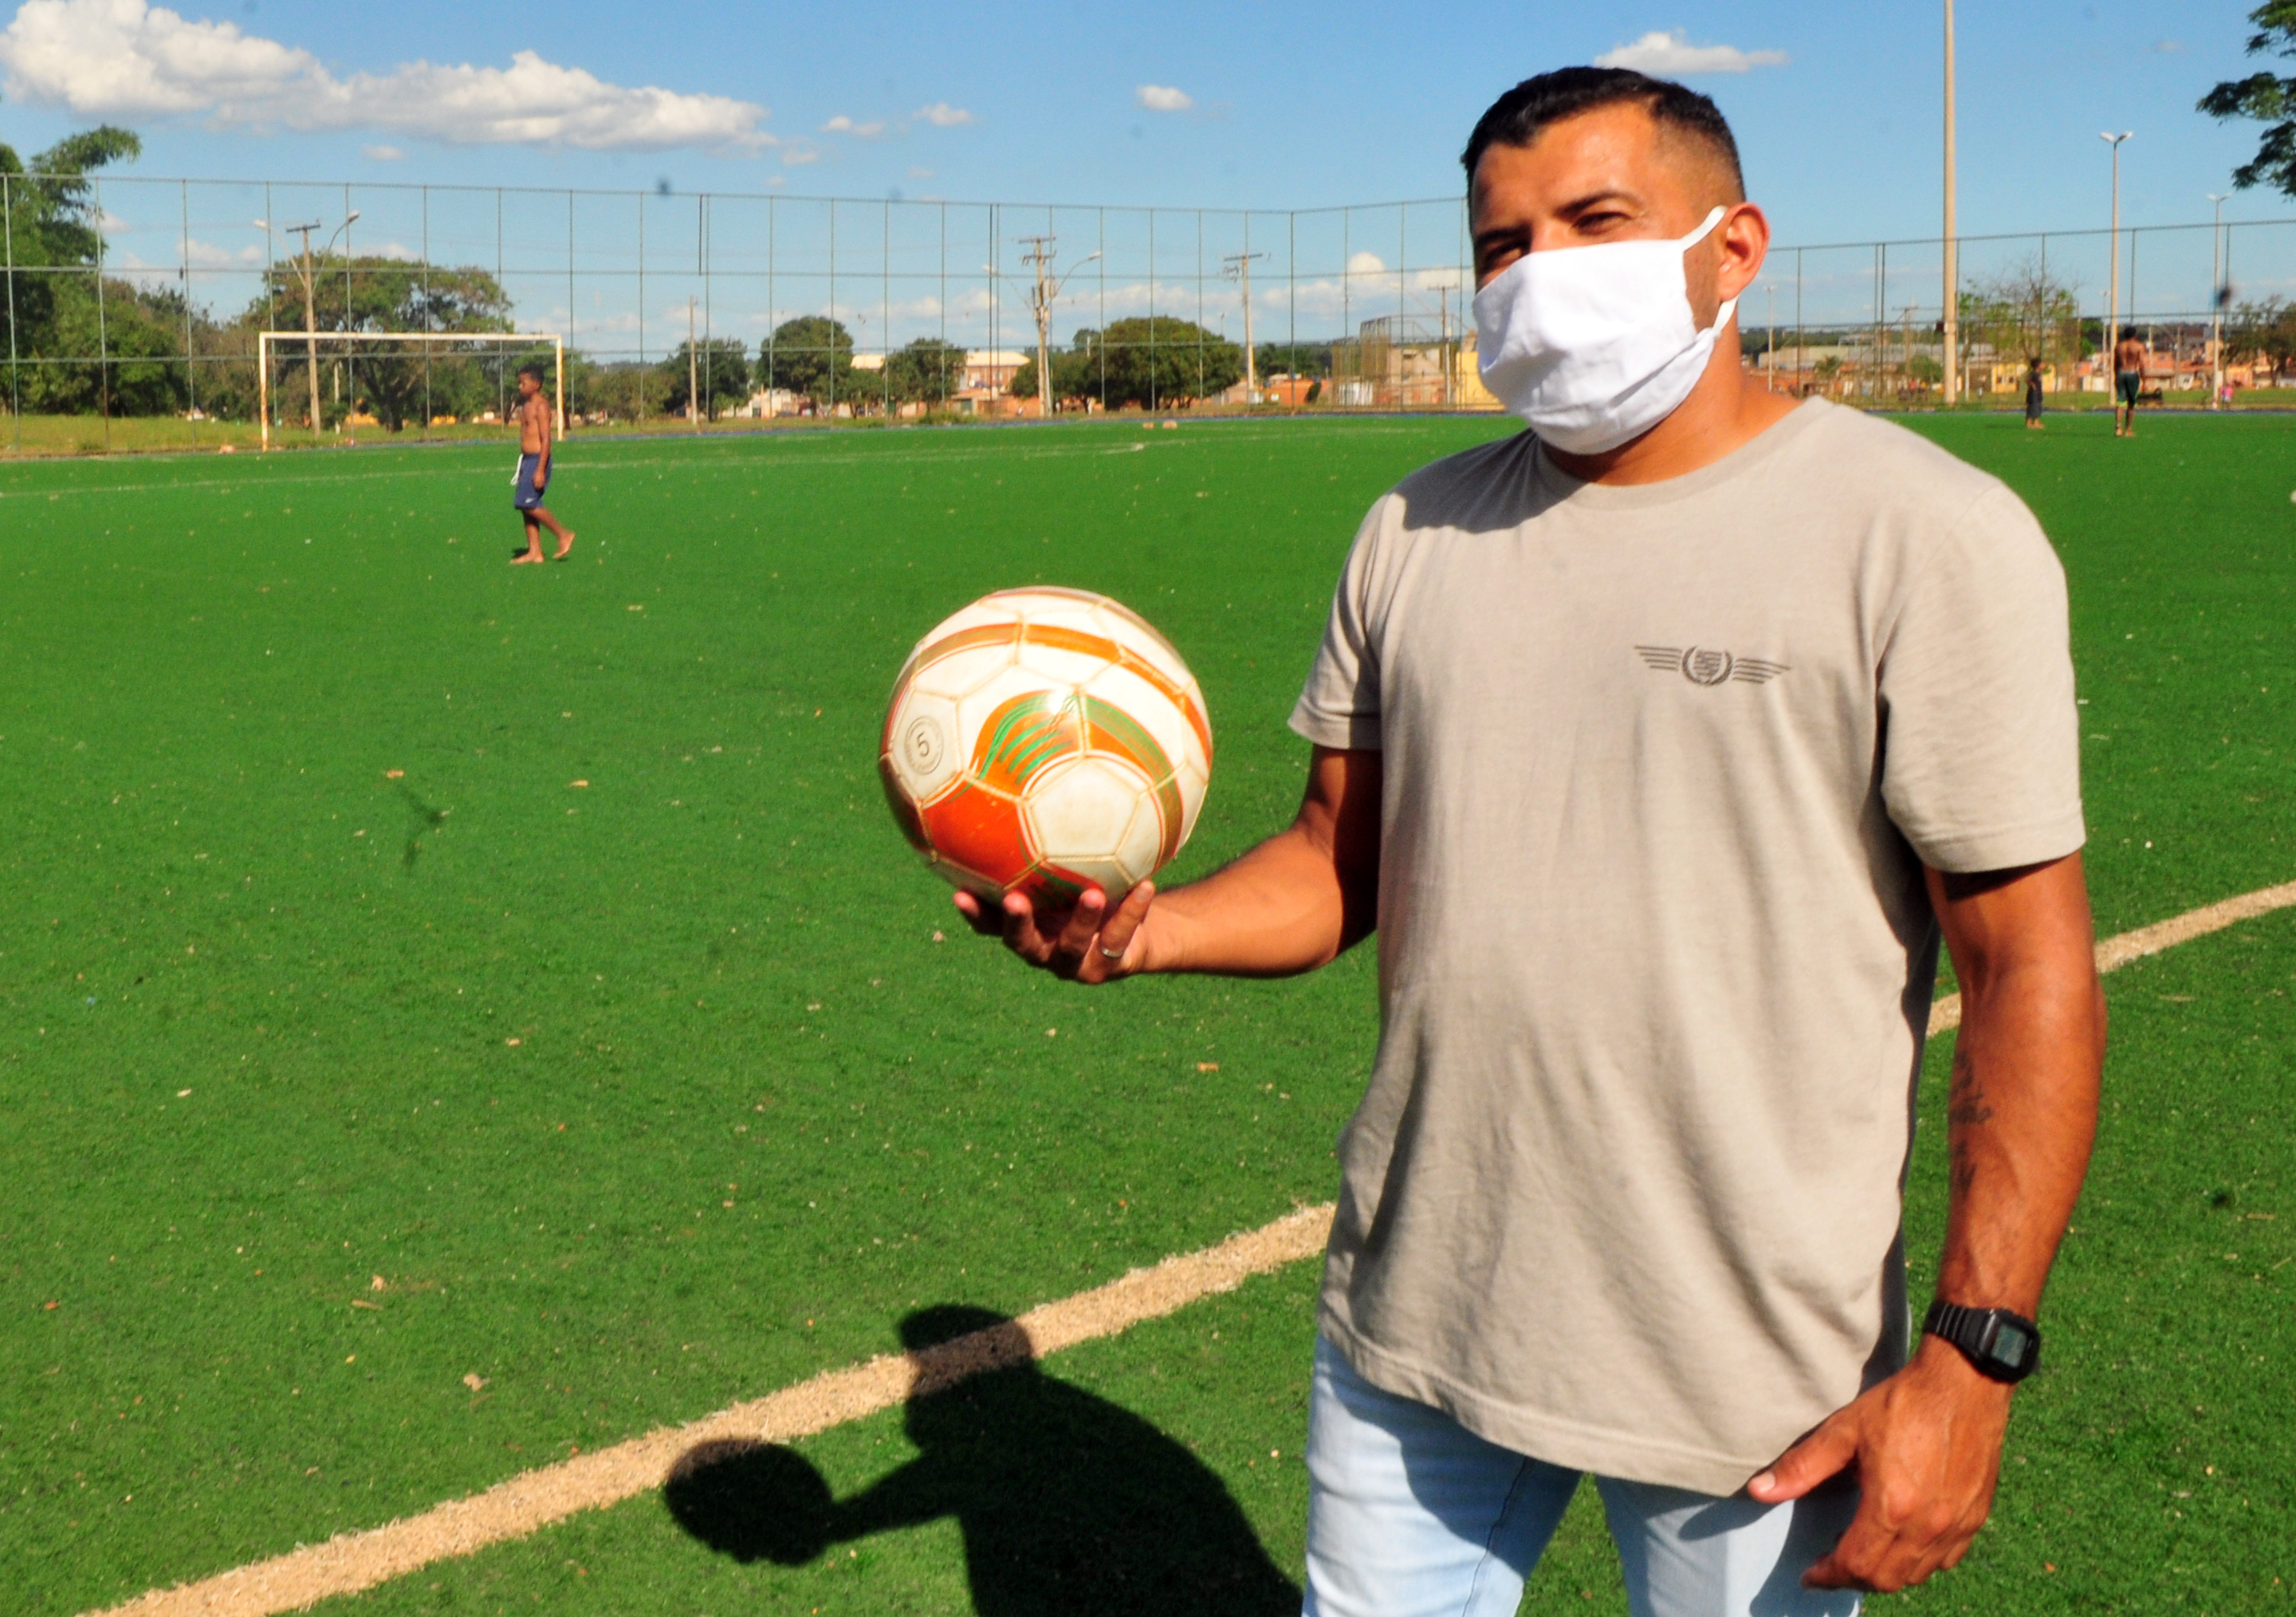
[1303,1338,1862,1617]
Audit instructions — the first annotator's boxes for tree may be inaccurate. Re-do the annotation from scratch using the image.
[0,121,159,414]
[759,316,854,407]
[1011,319,1240,409]
[248,256,514,429]
[886,336,967,407]
[1959,260,2082,371]
[659,337,751,419]
[1256,342,1331,378]
[2201,2,2296,195]
[2224,295,2296,381]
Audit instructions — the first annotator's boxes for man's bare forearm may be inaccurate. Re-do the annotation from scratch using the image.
[1930,855,2105,1315]
[1139,746,1381,978]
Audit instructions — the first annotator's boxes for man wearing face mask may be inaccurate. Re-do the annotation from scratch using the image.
[955,66,2103,1617]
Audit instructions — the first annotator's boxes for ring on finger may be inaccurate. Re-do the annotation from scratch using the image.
[1098,945,1126,962]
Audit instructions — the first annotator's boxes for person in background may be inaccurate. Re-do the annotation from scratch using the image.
[2113,325,2146,438]
[2025,356,2046,431]
[509,364,576,565]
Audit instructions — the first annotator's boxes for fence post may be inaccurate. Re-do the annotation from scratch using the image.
[95,176,111,451]
[1146,208,1155,411]
[1097,206,1107,413]
[179,178,199,445]
[828,199,838,415]
[636,189,646,425]
[4,172,18,453]
[882,198,891,417]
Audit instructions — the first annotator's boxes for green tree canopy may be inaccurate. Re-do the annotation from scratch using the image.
[0,122,160,413]
[1010,319,1241,408]
[2225,295,2296,376]
[2201,2,2296,195]
[886,336,967,406]
[247,256,515,430]
[659,337,752,419]
[1256,342,1331,378]
[759,316,854,404]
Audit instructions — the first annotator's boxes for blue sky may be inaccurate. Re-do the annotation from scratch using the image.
[0,0,2278,242]
[0,1,2278,356]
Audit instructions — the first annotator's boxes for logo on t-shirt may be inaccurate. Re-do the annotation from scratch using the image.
[1635,645,1790,687]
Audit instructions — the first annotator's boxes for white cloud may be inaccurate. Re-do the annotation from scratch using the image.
[915,101,973,127]
[1346,250,1386,275]
[1593,30,1787,75]
[362,144,403,160]
[0,0,776,151]
[821,114,886,137]
[1135,84,1193,112]
[780,144,820,167]
[907,165,934,180]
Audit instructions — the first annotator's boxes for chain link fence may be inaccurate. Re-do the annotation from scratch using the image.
[6,171,2293,453]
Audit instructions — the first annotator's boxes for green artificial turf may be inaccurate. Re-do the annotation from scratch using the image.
[1,408,2290,1615]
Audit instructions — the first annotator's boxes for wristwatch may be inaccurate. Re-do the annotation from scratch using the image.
[1922,1299,2042,1383]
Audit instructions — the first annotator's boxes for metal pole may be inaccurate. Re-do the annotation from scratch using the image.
[342,186,354,433]
[2208,194,2227,407]
[259,333,269,450]
[828,200,838,415]
[567,189,576,429]
[1795,246,1804,395]
[700,194,710,424]
[296,225,320,436]
[1941,0,1959,407]
[422,187,432,439]
[94,176,111,451]
[636,189,646,426]
[2,172,18,453]
[180,179,199,444]
[882,199,891,417]
[2101,132,2129,392]
[688,297,699,431]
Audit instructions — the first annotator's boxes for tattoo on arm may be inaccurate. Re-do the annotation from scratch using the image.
[1945,1045,1993,1194]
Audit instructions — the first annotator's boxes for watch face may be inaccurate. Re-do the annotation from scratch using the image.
[1992,1321,2034,1368]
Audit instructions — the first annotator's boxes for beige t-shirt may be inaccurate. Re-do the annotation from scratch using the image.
[1290,399,2084,1494]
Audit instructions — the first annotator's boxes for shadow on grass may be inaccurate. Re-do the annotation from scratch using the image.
[663,1304,1299,1616]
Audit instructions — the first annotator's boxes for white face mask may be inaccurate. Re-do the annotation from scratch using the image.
[1472,206,1737,455]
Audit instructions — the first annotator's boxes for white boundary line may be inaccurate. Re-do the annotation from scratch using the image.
[89,880,2296,1616]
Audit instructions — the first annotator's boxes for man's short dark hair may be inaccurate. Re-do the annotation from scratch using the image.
[517,362,545,384]
[1461,67,1744,200]
[2117,325,2137,342]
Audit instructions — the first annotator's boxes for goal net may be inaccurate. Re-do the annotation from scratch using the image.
[256,332,564,450]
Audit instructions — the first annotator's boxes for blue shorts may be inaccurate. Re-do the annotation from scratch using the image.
[513,453,546,511]
[2116,371,2141,407]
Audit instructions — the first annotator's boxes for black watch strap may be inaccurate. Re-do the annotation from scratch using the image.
[1923,1299,2042,1383]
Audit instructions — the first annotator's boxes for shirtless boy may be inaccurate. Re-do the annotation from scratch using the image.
[509,364,574,564]
[2112,325,2146,439]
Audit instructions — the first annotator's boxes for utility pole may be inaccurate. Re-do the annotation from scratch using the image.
[2100,132,2132,388]
[2208,192,2229,410]
[1006,236,1098,418]
[1223,250,1267,403]
[686,298,701,431]
[279,212,358,439]
[1941,0,1959,407]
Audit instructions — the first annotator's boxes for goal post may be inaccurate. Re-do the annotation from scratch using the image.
[256,331,564,451]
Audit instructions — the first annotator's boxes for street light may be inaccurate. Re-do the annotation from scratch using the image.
[1941,0,1959,407]
[277,210,360,436]
[2099,132,2130,393]
[2207,192,2230,410]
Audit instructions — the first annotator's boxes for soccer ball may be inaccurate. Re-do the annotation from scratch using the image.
[879,586,1213,909]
